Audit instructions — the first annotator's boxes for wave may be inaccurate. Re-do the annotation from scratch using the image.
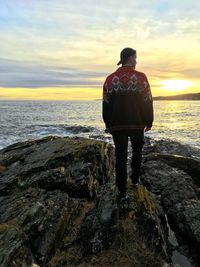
[30,124,98,136]
[0,124,106,150]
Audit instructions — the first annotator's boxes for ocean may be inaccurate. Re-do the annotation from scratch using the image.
[0,100,199,151]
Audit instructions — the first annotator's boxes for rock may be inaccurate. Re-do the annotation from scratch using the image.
[129,137,200,266]
[141,159,200,264]
[50,183,169,267]
[80,183,119,254]
[0,165,6,174]
[0,136,115,267]
[127,184,168,257]
[0,136,114,199]
[143,137,199,159]
[141,160,198,201]
[81,183,168,256]
[0,225,32,267]
[2,135,198,266]
[64,125,96,134]
[167,199,200,258]
[0,189,70,266]
[144,153,200,187]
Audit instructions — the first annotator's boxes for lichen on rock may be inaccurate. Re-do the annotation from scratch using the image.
[1,135,199,267]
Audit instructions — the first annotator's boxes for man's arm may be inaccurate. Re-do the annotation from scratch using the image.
[102,80,111,129]
[142,75,154,131]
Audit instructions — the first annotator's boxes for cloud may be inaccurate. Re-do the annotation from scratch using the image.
[0,0,200,91]
[0,58,106,88]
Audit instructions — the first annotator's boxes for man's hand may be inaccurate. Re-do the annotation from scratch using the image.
[144,127,151,132]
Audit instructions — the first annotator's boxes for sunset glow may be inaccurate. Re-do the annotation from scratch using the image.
[160,80,193,92]
[0,1,200,100]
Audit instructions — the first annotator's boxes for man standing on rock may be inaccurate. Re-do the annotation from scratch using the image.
[102,47,153,199]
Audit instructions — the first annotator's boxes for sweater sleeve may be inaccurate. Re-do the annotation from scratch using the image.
[142,75,154,128]
[102,79,112,128]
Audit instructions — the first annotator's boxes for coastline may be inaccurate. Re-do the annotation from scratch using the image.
[0,135,199,267]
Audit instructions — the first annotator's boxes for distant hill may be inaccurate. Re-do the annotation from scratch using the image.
[95,93,200,101]
[153,93,200,100]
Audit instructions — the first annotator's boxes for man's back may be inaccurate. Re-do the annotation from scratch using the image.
[103,66,153,133]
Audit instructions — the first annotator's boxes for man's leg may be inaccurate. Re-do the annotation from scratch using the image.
[129,129,144,183]
[112,132,128,195]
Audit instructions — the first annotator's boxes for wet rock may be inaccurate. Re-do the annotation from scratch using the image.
[2,135,198,266]
[0,226,32,267]
[143,137,199,159]
[0,136,115,267]
[0,189,70,266]
[64,125,96,134]
[141,160,197,199]
[50,183,169,267]
[144,153,200,187]
[167,199,200,256]
[80,183,168,258]
[0,136,114,198]
[141,159,200,264]
[129,137,199,266]
[80,183,119,254]
[127,184,168,257]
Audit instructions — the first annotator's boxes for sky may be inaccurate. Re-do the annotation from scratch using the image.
[0,0,200,100]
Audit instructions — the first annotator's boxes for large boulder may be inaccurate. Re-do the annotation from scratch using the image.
[144,153,200,187]
[0,136,114,198]
[0,136,114,266]
[143,137,199,159]
[141,159,200,264]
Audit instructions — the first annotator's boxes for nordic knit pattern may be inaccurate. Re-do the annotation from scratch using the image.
[102,66,153,132]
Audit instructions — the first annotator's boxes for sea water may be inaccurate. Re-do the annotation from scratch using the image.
[0,100,199,151]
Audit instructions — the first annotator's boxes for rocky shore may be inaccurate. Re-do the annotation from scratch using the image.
[0,135,199,267]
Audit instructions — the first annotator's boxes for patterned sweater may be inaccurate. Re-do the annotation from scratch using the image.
[102,66,153,132]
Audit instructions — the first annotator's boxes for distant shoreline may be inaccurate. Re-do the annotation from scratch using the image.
[95,92,200,101]
[153,93,200,100]
[0,93,199,102]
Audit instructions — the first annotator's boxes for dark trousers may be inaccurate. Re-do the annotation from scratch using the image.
[112,130,144,192]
